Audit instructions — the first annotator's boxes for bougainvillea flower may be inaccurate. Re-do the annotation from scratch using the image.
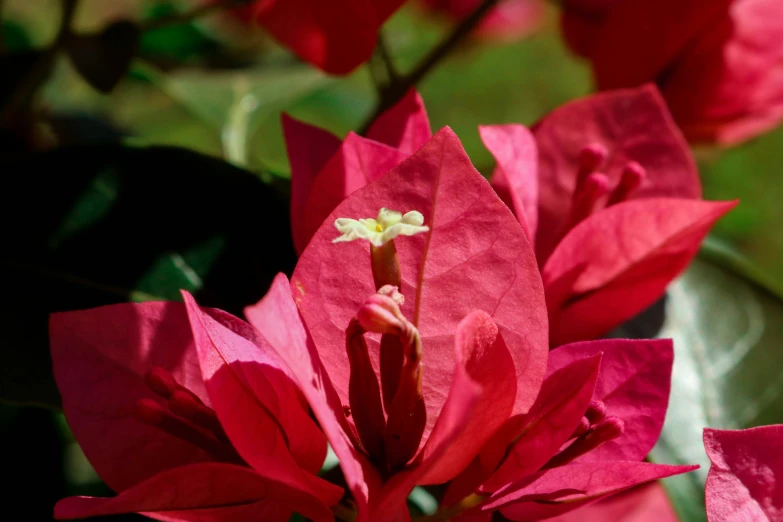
[417,0,545,42]
[50,302,342,521]
[482,85,737,345]
[235,0,407,74]
[283,125,549,520]
[560,0,783,145]
[288,85,735,347]
[704,425,783,521]
[437,337,696,520]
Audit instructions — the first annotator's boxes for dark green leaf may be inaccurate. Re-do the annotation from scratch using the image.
[0,144,295,409]
[65,21,141,93]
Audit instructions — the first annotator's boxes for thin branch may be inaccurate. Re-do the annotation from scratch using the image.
[358,0,501,134]
[0,0,78,126]
[376,31,399,84]
[140,0,252,32]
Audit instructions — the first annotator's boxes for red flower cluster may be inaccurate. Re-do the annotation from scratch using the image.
[51,116,700,521]
[561,0,783,145]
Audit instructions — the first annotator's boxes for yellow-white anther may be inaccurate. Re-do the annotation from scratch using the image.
[333,208,429,247]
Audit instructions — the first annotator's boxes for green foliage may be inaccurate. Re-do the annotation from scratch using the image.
[0,144,296,408]
[651,250,783,521]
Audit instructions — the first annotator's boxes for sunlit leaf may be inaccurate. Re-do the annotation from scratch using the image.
[650,252,783,522]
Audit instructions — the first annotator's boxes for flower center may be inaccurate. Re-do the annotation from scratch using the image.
[333,210,431,476]
[562,143,648,235]
[133,367,242,463]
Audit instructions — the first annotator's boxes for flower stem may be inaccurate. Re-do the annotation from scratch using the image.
[359,0,501,134]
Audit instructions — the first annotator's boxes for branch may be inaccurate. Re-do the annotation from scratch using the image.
[0,0,78,126]
[140,0,253,32]
[358,0,501,134]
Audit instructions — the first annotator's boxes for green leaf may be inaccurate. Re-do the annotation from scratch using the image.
[134,61,334,171]
[0,144,296,409]
[650,253,783,521]
[65,21,141,93]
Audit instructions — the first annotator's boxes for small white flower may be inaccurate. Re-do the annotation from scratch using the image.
[333,208,429,247]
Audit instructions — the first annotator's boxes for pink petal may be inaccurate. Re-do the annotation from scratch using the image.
[486,461,699,520]
[301,132,409,253]
[545,483,679,522]
[482,124,539,244]
[292,127,548,445]
[282,114,342,255]
[367,89,433,155]
[547,339,674,463]
[533,85,701,262]
[544,198,737,345]
[54,462,325,522]
[417,311,516,484]
[245,274,380,520]
[50,303,213,491]
[182,293,342,509]
[482,353,602,491]
[252,0,378,75]
[704,426,783,522]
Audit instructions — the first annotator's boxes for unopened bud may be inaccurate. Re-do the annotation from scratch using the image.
[358,293,406,334]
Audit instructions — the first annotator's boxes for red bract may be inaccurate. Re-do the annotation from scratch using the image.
[560,0,783,145]
[417,0,545,42]
[287,86,736,347]
[50,302,342,521]
[235,0,407,74]
[483,85,737,345]
[439,338,695,520]
[704,426,783,521]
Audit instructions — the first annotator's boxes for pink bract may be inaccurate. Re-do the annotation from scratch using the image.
[51,301,341,521]
[704,425,783,521]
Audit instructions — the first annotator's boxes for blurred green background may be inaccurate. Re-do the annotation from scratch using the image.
[2,0,782,520]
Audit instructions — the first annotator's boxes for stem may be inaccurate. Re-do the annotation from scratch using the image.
[140,0,252,32]
[377,31,399,84]
[0,0,78,126]
[358,0,501,134]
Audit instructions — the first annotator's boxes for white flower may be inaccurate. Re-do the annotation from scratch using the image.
[333,208,429,247]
